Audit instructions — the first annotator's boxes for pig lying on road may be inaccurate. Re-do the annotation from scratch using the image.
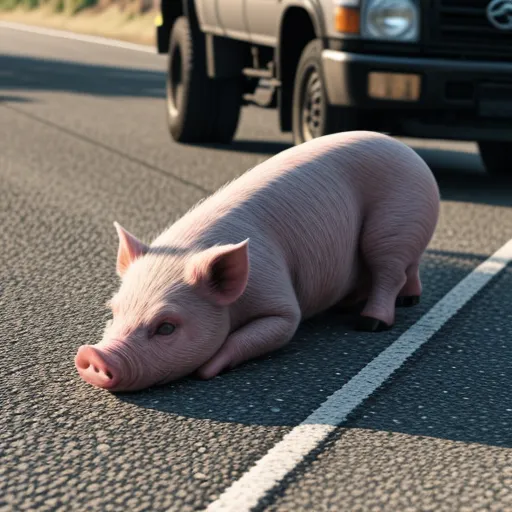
[75,131,440,392]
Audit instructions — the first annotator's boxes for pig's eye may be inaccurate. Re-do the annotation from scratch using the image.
[155,322,176,336]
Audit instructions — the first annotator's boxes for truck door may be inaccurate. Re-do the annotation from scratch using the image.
[245,0,281,46]
[216,0,251,41]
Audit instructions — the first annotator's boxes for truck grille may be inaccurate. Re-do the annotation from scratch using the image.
[428,0,512,58]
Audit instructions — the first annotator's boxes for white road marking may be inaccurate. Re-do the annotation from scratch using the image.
[205,238,512,512]
[0,21,156,53]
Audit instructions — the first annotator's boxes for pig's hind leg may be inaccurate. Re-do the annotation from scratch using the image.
[356,215,424,332]
[194,306,301,380]
[395,262,422,307]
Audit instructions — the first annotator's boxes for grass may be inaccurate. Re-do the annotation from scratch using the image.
[0,0,158,46]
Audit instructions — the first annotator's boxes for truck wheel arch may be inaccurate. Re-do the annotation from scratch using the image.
[276,2,325,132]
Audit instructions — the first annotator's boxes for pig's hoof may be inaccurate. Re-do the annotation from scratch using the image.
[355,316,392,332]
[395,295,420,308]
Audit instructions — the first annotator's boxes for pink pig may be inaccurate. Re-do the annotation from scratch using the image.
[75,131,440,392]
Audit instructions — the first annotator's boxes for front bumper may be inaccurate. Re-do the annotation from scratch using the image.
[321,50,512,141]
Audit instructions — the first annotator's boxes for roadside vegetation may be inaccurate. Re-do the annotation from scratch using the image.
[0,0,157,45]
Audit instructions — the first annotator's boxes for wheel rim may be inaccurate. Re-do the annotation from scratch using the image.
[167,44,183,117]
[300,67,323,142]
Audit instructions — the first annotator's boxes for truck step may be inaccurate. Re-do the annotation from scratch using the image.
[243,80,278,109]
[242,68,281,87]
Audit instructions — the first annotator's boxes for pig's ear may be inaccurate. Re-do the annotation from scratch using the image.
[185,239,250,306]
[113,221,149,277]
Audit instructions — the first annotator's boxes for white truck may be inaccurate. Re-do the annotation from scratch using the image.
[155,0,512,176]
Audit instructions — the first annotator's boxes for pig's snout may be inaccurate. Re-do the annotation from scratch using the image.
[75,345,120,390]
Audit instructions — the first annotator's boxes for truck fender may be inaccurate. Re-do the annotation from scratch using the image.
[276,0,326,131]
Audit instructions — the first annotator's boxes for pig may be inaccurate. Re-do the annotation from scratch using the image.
[75,130,440,392]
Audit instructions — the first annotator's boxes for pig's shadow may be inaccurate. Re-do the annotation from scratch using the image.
[115,248,512,448]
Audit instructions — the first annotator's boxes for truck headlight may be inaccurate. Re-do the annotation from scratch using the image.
[361,0,419,42]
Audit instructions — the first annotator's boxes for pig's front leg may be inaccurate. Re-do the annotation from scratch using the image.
[195,312,301,380]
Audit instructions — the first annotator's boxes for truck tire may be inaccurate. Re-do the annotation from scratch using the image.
[478,141,512,178]
[166,16,242,144]
[291,39,356,146]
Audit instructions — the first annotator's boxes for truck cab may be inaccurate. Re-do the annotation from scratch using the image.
[156,0,512,177]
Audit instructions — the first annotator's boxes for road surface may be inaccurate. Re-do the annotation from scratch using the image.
[1,23,511,512]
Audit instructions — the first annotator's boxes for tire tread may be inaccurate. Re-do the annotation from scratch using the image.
[167,16,241,144]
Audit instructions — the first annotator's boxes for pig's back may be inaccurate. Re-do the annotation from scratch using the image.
[161,131,438,318]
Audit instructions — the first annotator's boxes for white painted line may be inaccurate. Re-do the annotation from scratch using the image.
[205,238,512,512]
[0,20,156,53]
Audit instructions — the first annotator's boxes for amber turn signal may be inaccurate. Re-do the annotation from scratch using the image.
[334,6,360,34]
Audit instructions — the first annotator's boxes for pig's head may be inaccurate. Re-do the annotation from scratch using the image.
[75,222,250,392]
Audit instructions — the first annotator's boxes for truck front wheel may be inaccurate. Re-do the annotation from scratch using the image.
[478,141,512,178]
[291,39,356,146]
[166,16,242,144]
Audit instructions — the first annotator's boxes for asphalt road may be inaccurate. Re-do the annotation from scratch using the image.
[1,25,512,512]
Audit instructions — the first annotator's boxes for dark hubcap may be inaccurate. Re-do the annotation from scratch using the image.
[301,67,322,141]
[168,45,183,116]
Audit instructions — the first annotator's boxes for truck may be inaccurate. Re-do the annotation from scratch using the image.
[155,0,512,177]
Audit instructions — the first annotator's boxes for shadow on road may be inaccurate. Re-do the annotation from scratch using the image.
[435,169,512,207]
[199,139,293,156]
[414,146,512,208]
[202,140,512,206]
[0,53,166,99]
[188,137,511,206]
[0,94,36,103]
[115,249,512,449]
